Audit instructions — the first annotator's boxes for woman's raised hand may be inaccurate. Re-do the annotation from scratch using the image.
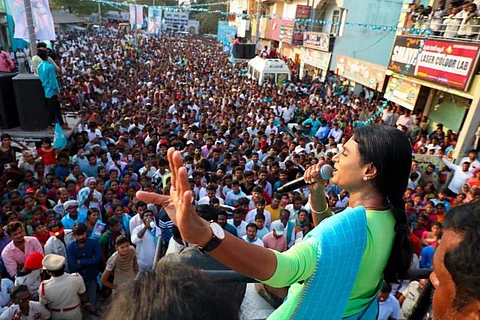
[136,148,210,245]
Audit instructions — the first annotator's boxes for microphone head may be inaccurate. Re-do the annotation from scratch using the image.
[320,164,334,181]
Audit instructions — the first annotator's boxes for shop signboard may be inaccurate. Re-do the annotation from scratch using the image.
[270,19,293,41]
[302,48,331,71]
[384,76,421,110]
[280,24,293,44]
[388,36,480,91]
[335,55,387,90]
[292,5,310,45]
[303,32,331,52]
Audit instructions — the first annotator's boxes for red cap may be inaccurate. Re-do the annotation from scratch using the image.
[26,188,35,194]
[25,252,44,270]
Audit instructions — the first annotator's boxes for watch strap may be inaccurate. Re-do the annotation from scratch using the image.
[198,236,222,253]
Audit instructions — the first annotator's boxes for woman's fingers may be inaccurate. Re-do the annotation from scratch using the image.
[176,165,191,197]
[167,148,177,189]
[135,191,170,205]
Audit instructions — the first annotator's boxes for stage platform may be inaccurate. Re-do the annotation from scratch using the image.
[0,116,82,142]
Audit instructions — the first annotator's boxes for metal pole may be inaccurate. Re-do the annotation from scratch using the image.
[254,0,261,43]
[153,0,155,6]
[134,0,138,45]
[98,0,102,24]
[24,0,37,59]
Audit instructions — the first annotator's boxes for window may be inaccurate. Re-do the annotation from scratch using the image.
[277,73,289,84]
[264,73,275,83]
[331,10,340,35]
[331,8,347,36]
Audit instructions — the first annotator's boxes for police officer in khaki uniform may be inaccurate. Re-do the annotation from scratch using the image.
[39,254,90,320]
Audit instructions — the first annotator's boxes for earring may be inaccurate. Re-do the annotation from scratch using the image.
[363,176,368,181]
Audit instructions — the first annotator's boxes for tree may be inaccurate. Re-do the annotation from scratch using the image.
[191,0,227,34]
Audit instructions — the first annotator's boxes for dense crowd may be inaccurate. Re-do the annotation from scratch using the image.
[0,25,476,319]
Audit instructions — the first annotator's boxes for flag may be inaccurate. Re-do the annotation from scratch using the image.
[53,122,67,150]
[229,53,235,65]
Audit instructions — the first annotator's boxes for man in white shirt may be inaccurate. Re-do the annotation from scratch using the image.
[460,150,480,174]
[377,282,401,320]
[227,210,248,238]
[131,210,161,272]
[0,285,50,320]
[242,223,264,247]
[442,157,474,196]
[398,279,427,319]
[44,221,75,271]
[129,201,147,236]
[245,198,272,229]
[327,122,343,143]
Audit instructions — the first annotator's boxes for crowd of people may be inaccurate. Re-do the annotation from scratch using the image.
[0,23,476,319]
[414,0,480,39]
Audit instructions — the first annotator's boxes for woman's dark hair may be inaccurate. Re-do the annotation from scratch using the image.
[105,260,238,320]
[0,134,11,141]
[442,201,480,310]
[87,208,100,216]
[354,125,413,283]
[31,205,43,214]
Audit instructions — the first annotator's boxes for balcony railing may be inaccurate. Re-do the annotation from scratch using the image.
[408,16,480,42]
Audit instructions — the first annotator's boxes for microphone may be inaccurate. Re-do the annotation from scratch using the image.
[277,165,334,194]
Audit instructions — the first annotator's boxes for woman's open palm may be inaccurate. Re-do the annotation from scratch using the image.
[136,148,208,244]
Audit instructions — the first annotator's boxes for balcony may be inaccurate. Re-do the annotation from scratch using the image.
[406,16,480,42]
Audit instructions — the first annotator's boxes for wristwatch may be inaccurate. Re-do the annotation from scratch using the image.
[198,222,225,253]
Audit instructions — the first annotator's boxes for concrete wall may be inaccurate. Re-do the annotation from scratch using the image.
[327,0,403,69]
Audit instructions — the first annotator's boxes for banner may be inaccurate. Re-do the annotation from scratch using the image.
[303,32,331,52]
[384,77,421,110]
[280,24,293,44]
[412,154,444,173]
[388,36,480,91]
[217,21,237,52]
[129,5,143,27]
[335,55,387,90]
[147,7,161,34]
[292,5,310,45]
[269,18,292,41]
[7,0,55,40]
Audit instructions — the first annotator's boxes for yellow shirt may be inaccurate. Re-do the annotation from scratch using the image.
[265,204,283,222]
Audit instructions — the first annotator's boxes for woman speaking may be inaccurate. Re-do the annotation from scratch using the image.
[137,125,413,319]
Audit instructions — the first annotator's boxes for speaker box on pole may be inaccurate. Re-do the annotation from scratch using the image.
[0,72,20,129]
[233,43,246,59]
[245,44,256,59]
[12,74,49,131]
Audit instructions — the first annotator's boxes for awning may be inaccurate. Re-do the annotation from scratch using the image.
[65,24,85,31]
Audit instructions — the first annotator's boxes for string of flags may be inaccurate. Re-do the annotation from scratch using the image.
[85,0,432,34]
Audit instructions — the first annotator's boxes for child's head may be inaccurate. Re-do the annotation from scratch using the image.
[41,138,52,149]
[32,221,46,235]
[254,213,265,230]
[115,235,130,255]
[107,217,120,233]
[405,200,414,211]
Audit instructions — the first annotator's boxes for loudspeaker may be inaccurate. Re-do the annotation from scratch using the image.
[12,74,49,131]
[233,43,246,59]
[0,72,19,129]
[233,44,257,59]
[245,44,256,59]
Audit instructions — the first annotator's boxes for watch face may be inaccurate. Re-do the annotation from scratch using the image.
[211,222,225,240]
